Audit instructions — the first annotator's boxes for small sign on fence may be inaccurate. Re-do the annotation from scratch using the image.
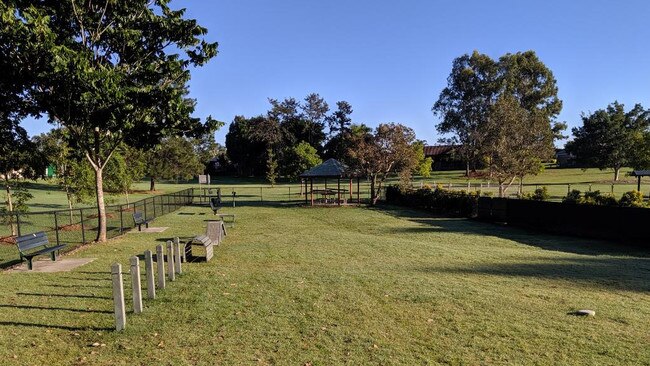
[198,175,210,185]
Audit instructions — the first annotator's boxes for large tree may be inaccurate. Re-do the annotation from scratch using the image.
[566,102,648,181]
[3,1,218,241]
[433,51,499,176]
[433,50,565,177]
[349,123,419,205]
[483,94,556,197]
[146,137,204,191]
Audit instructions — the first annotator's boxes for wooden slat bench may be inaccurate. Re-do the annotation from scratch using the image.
[15,232,66,270]
[132,212,151,231]
[187,235,214,262]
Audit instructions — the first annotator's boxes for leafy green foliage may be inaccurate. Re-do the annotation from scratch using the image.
[3,0,218,241]
[562,190,582,204]
[285,142,322,180]
[566,102,649,180]
[265,149,278,186]
[386,185,479,217]
[619,191,646,208]
[146,137,204,190]
[521,187,550,201]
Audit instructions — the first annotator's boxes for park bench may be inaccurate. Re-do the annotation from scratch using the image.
[187,234,214,262]
[15,231,66,270]
[209,197,222,215]
[132,212,151,231]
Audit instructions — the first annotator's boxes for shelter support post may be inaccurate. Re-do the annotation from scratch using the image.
[337,179,341,206]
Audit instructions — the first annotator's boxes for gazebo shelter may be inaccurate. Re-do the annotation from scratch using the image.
[300,158,361,206]
[631,170,650,192]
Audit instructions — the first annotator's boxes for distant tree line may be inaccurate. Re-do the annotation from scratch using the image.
[224,94,432,202]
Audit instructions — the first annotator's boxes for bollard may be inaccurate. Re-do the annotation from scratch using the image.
[174,237,185,263]
[111,263,126,331]
[156,244,166,290]
[166,240,175,281]
[174,240,182,274]
[130,256,143,314]
[144,250,156,299]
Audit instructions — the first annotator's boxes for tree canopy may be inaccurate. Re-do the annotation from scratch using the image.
[566,102,649,180]
[2,0,219,241]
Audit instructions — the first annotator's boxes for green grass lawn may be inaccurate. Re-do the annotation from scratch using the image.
[4,167,649,216]
[0,203,648,365]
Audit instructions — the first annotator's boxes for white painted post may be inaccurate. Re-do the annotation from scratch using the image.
[174,237,185,263]
[144,250,155,299]
[130,256,143,314]
[156,244,166,290]
[111,263,126,331]
[166,240,175,281]
[174,240,182,274]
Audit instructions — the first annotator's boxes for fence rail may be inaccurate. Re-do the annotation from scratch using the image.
[0,189,194,249]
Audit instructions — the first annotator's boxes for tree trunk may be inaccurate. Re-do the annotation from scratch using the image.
[614,167,620,181]
[369,175,375,206]
[66,191,74,225]
[518,178,523,196]
[498,183,505,198]
[150,177,156,191]
[465,161,470,177]
[5,179,16,236]
[125,189,130,205]
[93,167,107,242]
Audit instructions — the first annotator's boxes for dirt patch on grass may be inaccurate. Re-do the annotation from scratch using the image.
[86,213,117,219]
[132,189,163,194]
[0,236,16,245]
[57,224,82,232]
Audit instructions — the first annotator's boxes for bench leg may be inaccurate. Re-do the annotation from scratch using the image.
[27,258,33,270]
[138,224,142,231]
[51,250,57,261]
[145,222,149,229]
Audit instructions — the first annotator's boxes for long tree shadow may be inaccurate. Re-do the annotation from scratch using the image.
[374,205,650,258]
[0,304,112,314]
[17,292,112,300]
[0,321,112,332]
[421,256,650,293]
[373,206,650,292]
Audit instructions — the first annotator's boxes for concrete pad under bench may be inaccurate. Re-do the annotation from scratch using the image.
[128,227,169,233]
[9,258,96,273]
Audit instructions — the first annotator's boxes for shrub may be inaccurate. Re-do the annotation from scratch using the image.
[619,190,646,208]
[522,187,549,201]
[581,190,617,206]
[562,189,581,204]
[385,185,479,217]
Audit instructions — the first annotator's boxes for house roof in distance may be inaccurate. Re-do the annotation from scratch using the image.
[423,145,458,157]
[300,158,351,178]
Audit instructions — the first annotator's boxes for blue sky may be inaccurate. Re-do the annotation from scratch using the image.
[22,0,650,146]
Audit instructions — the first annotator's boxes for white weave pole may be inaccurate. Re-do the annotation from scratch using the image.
[130,256,143,314]
[111,263,126,331]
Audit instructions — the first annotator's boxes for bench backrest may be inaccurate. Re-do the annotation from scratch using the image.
[16,232,50,253]
[210,198,221,209]
[133,212,145,223]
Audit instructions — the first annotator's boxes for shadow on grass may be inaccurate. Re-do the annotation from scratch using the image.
[374,205,650,258]
[0,304,112,314]
[373,205,650,292]
[0,321,112,332]
[17,292,112,300]
[421,256,650,292]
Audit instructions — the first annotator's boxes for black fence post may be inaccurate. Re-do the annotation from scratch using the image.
[15,212,21,237]
[153,196,157,218]
[143,199,148,220]
[80,209,86,244]
[260,187,263,202]
[119,205,124,233]
[54,211,60,246]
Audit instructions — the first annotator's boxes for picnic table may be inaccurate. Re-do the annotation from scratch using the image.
[311,188,348,204]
